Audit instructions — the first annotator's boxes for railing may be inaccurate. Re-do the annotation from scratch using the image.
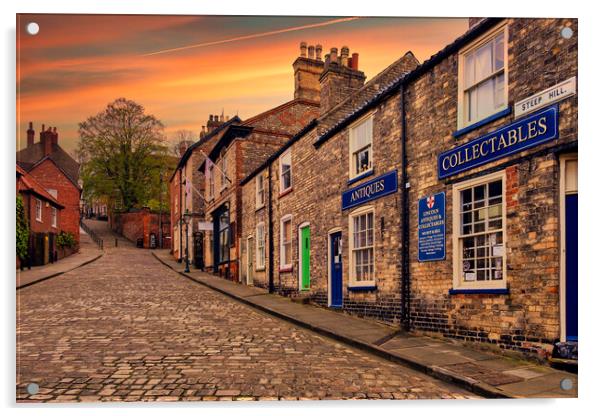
[80,219,104,250]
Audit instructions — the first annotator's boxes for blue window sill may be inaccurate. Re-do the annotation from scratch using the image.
[449,288,509,295]
[348,285,377,292]
[347,170,374,186]
[452,107,512,138]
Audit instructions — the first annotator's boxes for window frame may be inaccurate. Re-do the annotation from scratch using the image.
[457,23,509,130]
[348,113,375,181]
[256,221,266,270]
[35,198,42,222]
[207,165,215,200]
[51,206,57,228]
[452,170,507,290]
[348,205,376,288]
[280,214,293,269]
[256,173,265,209]
[279,150,292,194]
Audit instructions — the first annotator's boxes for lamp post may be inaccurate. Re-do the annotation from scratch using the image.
[183,209,191,273]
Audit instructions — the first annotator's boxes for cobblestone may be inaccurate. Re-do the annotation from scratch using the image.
[17,245,476,402]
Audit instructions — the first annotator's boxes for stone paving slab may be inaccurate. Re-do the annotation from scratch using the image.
[152,249,578,399]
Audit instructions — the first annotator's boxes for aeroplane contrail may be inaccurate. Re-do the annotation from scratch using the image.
[142,16,362,57]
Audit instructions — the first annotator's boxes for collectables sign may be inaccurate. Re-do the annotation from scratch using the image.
[418,192,446,261]
[438,105,558,179]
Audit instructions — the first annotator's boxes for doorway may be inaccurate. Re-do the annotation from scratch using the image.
[299,223,310,291]
[329,230,343,307]
[246,236,254,285]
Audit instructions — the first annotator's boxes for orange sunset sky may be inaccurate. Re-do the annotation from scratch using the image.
[17,14,468,153]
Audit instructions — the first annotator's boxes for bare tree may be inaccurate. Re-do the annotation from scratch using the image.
[170,129,197,157]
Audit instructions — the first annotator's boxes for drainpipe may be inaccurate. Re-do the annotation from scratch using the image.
[399,84,411,332]
[268,164,275,293]
[179,170,183,262]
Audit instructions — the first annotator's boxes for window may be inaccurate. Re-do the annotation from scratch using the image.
[349,115,373,179]
[218,210,230,263]
[35,198,42,222]
[51,207,57,228]
[279,150,292,193]
[208,165,215,199]
[256,222,265,269]
[220,149,228,190]
[280,215,293,268]
[453,172,506,289]
[256,174,265,208]
[459,25,508,128]
[349,206,375,286]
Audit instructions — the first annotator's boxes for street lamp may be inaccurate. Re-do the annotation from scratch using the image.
[183,209,192,273]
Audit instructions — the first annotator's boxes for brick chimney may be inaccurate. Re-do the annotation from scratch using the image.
[206,114,222,132]
[51,127,58,146]
[319,45,366,115]
[26,122,35,148]
[40,125,53,156]
[292,41,324,103]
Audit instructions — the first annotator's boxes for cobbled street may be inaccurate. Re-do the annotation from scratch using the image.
[17,239,476,402]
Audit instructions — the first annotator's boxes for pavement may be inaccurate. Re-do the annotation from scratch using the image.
[16,242,476,402]
[153,249,578,399]
[16,226,103,289]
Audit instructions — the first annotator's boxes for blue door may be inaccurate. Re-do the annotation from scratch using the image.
[330,232,343,307]
[565,193,578,341]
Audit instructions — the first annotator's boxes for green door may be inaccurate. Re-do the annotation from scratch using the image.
[301,226,310,290]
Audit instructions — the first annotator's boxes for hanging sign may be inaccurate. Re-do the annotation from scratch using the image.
[438,105,558,179]
[341,170,398,211]
[418,192,446,261]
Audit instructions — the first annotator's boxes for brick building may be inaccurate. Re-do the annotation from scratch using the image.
[170,115,239,264]
[238,19,577,359]
[199,88,320,280]
[111,208,171,249]
[17,123,82,245]
[240,45,419,319]
[16,165,64,268]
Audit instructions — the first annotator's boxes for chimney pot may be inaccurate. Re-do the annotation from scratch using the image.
[26,121,35,148]
[300,41,307,57]
[315,44,323,61]
[341,46,350,67]
[351,53,359,70]
[330,47,338,63]
[308,45,315,59]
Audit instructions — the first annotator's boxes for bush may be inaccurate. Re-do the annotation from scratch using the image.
[16,196,29,260]
[57,231,76,249]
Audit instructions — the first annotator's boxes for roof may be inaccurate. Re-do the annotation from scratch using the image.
[197,123,253,172]
[16,142,81,189]
[241,98,319,128]
[314,18,501,147]
[239,119,318,186]
[16,165,64,208]
[170,115,242,182]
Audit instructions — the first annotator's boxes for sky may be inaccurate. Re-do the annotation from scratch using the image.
[16,14,468,153]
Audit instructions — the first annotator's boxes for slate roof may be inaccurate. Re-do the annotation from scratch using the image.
[16,142,81,189]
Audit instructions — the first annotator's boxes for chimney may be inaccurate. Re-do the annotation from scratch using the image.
[26,122,34,148]
[319,46,366,115]
[206,114,222,132]
[40,125,53,156]
[51,127,58,146]
[292,41,324,103]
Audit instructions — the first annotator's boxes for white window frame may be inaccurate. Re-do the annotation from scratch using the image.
[452,170,507,290]
[51,206,57,228]
[348,205,376,287]
[256,173,265,209]
[35,198,42,222]
[280,214,293,269]
[457,23,509,129]
[348,113,374,181]
[279,150,292,193]
[256,222,266,270]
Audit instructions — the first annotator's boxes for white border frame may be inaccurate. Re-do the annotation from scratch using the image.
[348,205,376,288]
[452,170,507,290]
[559,153,578,342]
[457,21,509,130]
[297,221,310,291]
[327,227,343,307]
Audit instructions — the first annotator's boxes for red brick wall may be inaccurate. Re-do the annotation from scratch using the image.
[28,159,81,242]
[112,209,171,249]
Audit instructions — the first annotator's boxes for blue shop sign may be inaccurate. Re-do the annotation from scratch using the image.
[418,192,446,261]
[342,170,398,211]
[438,105,559,179]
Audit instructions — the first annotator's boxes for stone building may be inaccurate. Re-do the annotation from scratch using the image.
[17,123,82,245]
[239,18,577,359]
[170,115,239,264]
[240,46,420,323]
[199,58,320,279]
